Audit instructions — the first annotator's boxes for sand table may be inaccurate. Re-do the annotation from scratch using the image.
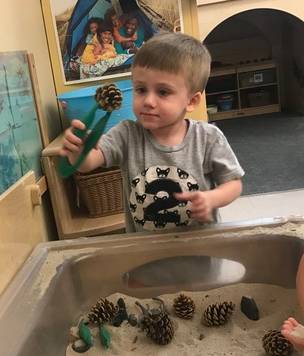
[66,283,303,355]
[0,243,32,294]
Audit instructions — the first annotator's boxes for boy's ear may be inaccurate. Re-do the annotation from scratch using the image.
[186,91,202,112]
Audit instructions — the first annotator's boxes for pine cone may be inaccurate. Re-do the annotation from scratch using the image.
[136,300,174,345]
[173,294,195,319]
[142,310,174,345]
[87,297,117,325]
[202,301,235,327]
[262,330,293,356]
[95,84,122,112]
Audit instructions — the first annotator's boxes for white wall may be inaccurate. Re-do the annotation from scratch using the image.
[198,0,304,41]
[0,1,61,140]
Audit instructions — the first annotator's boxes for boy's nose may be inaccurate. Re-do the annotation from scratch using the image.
[143,93,156,107]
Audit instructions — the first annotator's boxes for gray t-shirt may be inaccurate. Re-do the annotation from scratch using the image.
[99,119,244,233]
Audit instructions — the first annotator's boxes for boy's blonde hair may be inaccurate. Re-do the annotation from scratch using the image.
[132,32,211,93]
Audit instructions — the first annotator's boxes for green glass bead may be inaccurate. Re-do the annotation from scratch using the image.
[79,320,93,347]
[99,325,111,349]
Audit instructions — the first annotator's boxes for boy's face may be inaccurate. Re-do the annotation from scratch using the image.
[132,66,199,134]
[125,18,138,36]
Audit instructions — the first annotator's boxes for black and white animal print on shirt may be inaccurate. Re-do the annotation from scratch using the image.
[129,166,199,231]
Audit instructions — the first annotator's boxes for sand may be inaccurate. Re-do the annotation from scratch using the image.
[66,283,303,355]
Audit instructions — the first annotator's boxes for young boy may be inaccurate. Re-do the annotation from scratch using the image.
[61,32,244,233]
[281,254,304,351]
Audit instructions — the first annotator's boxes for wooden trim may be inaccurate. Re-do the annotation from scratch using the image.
[37,176,48,196]
[237,61,276,73]
[240,82,278,90]
[210,67,237,77]
[186,0,200,38]
[42,134,63,157]
[30,176,47,206]
[276,64,281,109]
[206,89,238,96]
[27,53,50,147]
[209,104,281,121]
[236,69,241,110]
[210,61,276,78]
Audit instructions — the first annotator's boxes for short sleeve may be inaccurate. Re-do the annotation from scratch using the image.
[206,127,245,185]
[98,120,129,167]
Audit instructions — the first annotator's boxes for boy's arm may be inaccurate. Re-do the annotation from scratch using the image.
[76,147,105,173]
[175,178,242,222]
[202,178,242,209]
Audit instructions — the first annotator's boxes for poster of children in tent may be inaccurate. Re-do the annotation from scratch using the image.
[50,0,183,84]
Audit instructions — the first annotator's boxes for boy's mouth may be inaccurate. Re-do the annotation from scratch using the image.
[140,112,159,118]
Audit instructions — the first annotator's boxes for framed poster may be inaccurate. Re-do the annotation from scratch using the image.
[0,51,43,195]
[49,0,183,85]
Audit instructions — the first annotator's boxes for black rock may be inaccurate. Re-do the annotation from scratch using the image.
[240,296,259,320]
[117,297,128,321]
[128,314,138,327]
[110,298,128,327]
[112,312,125,327]
[117,298,126,310]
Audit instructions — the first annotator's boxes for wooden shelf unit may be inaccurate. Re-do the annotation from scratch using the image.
[206,61,281,121]
[42,135,125,239]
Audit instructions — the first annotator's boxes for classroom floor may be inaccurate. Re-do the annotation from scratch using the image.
[215,113,304,195]
[220,189,304,223]
[215,112,304,224]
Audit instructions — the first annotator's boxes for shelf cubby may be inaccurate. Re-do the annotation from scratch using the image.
[206,61,281,121]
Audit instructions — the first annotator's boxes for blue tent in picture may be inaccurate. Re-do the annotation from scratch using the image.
[64,0,157,68]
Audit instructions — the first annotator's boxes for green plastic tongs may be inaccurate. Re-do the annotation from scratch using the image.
[58,84,122,178]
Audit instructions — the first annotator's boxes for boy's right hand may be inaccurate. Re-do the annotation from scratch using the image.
[59,119,86,164]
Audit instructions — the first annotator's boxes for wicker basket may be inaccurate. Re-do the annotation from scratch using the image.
[74,167,124,218]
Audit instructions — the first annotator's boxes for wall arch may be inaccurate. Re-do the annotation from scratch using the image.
[199,2,304,114]
[198,2,304,41]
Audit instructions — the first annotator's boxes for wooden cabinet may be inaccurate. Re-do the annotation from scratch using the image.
[206,61,281,121]
[42,135,125,239]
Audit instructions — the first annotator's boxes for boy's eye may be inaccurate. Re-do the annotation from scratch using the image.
[158,89,170,97]
[134,87,146,94]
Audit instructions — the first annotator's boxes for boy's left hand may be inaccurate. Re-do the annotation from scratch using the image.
[174,191,214,222]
